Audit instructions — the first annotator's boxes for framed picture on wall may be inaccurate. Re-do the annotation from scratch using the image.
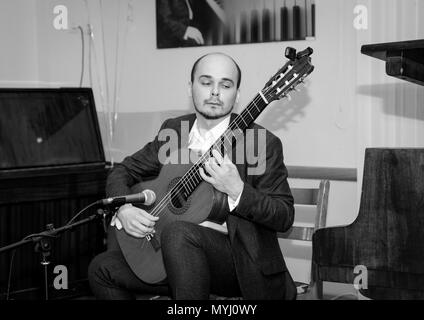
[156,0,316,49]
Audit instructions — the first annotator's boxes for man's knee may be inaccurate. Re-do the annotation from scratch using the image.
[161,221,201,251]
[88,251,121,283]
[88,252,106,282]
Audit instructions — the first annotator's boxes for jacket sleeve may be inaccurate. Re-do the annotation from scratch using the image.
[105,120,169,197]
[232,135,295,233]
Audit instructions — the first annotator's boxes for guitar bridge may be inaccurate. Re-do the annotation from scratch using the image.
[146,233,161,252]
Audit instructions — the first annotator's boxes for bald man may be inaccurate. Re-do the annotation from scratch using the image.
[88,53,296,300]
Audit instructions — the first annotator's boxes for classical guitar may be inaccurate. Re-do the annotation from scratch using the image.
[116,47,314,284]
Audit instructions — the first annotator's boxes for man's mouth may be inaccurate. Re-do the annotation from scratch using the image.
[205,100,223,106]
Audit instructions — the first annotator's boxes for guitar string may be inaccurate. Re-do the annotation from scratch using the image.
[147,67,306,220]
[147,63,309,220]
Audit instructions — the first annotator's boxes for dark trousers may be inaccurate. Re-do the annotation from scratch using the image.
[88,221,242,300]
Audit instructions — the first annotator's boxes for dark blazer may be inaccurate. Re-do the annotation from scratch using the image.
[106,113,297,300]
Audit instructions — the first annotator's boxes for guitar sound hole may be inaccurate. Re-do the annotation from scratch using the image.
[170,189,187,209]
[167,177,191,215]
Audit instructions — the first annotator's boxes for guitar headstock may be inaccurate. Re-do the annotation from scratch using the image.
[262,47,314,103]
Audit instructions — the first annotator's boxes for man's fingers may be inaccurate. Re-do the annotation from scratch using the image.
[211,150,223,164]
[209,158,224,174]
[134,214,156,228]
[131,220,155,235]
[199,167,214,184]
[205,159,216,178]
[126,226,146,238]
[137,210,159,223]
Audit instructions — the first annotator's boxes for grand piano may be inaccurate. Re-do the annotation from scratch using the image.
[312,40,424,299]
[0,88,109,300]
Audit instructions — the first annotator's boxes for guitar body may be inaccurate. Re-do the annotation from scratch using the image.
[115,150,228,284]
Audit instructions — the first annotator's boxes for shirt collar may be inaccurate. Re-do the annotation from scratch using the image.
[188,115,231,149]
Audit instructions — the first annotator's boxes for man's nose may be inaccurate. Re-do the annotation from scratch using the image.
[211,84,220,96]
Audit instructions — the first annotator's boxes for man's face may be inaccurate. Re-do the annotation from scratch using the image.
[190,54,239,120]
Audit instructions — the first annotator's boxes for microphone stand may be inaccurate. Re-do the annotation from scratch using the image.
[0,207,112,300]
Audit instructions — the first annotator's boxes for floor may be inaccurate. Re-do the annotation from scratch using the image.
[297,282,370,300]
[72,282,369,300]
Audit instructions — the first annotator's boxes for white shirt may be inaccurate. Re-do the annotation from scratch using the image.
[111,115,242,235]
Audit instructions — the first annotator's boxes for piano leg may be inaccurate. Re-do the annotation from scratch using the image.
[310,261,323,299]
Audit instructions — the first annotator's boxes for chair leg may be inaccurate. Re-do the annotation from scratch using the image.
[308,279,323,300]
[315,279,324,300]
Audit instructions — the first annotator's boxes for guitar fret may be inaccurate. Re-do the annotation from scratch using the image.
[232,121,241,131]
[191,175,198,189]
[245,107,254,121]
[186,176,195,191]
[240,116,248,127]
[259,91,269,104]
[223,134,232,146]
[252,100,261,113]
[192,170,201,183]
[182,183,188,198]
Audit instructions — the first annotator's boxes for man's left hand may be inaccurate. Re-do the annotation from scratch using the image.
[199,150,244,201]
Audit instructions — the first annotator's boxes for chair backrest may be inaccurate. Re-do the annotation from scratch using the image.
[279,179,330,241]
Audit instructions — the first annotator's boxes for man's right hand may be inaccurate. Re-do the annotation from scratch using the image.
[184,26,204,45]
[117,205,159,238]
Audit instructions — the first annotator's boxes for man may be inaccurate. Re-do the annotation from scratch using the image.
[88,53,297,300]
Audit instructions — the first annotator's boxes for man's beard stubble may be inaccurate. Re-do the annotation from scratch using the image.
[193,102,234,120]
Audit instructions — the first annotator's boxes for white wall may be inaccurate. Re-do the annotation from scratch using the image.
[0,0,39,84]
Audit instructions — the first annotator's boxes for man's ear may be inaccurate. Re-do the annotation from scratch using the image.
[188,82,193,97]
[235,89,240,103]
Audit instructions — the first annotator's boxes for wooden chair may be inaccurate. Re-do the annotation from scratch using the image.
[312,149,424,299]
[278,180,330,296]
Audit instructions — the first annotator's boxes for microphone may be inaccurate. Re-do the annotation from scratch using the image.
[97,190,156,207]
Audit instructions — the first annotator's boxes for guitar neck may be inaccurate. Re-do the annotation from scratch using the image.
[232,92,269,132]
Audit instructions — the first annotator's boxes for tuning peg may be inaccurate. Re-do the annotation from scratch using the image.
[285,47,297,61]
[296,47,314,59]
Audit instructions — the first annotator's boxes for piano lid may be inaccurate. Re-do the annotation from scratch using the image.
[0,88,105,172]
[361,39,424,86]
